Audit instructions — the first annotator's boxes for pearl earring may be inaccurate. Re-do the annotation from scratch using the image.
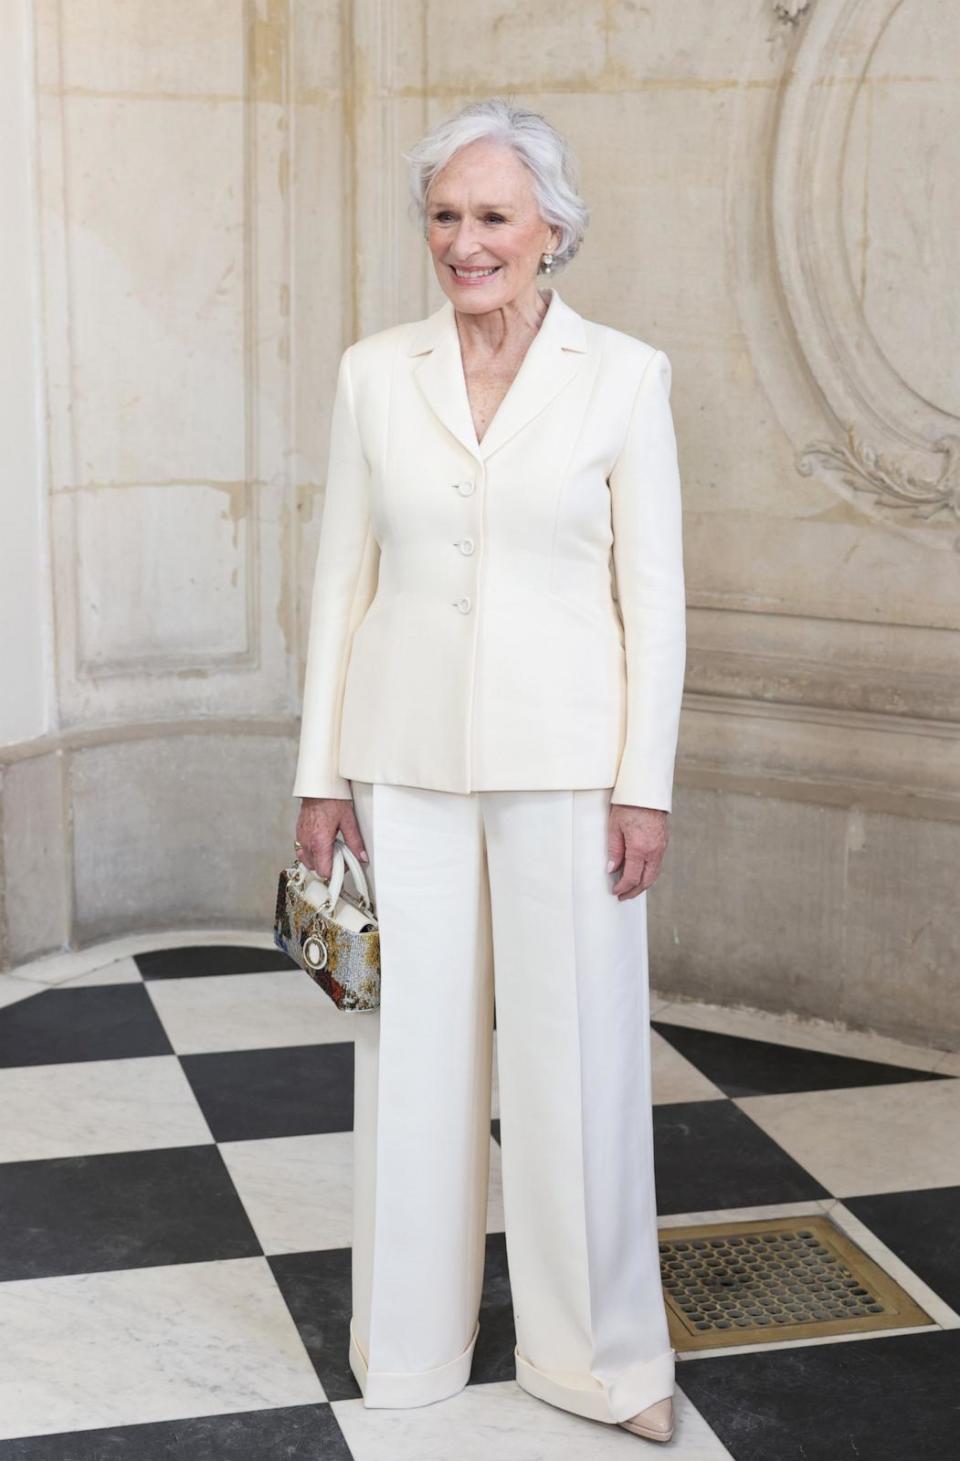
[541,252,555,275]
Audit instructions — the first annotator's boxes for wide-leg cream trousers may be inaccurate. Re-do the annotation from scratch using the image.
[346,779,675,1424]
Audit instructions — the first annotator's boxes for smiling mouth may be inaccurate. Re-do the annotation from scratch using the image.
[449,264,503,280]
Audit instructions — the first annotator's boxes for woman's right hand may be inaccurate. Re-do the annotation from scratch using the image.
[295,796,369,882]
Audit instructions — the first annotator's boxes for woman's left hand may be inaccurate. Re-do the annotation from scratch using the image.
[606,804,670,899]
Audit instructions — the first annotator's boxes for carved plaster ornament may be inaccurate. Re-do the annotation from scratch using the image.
[798,430,960,530]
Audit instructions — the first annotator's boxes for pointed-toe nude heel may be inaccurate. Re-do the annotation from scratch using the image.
[618,1395,675,1442]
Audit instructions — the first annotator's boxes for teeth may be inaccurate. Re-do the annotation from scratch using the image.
[453,266,499,277]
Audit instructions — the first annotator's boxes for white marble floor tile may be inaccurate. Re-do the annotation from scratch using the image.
[57,956,143,987]
[491,1031,500,1120]
[333,1377,732,1461]
[653,997,949,1073]
[651,1030,725,1105]
[0,1056,213,1162]
[219,1132,504,1255]
[658,1197,834,1228]
[10,930,277,988]
[146,970,353,1053]
[0,974,42,1011]
[676,1318,943,1364]
[737,1078,960,1196]
[219,1132,355,1254]
[0,1257,324,1440]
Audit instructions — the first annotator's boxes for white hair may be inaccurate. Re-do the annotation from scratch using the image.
[402,97,589,273]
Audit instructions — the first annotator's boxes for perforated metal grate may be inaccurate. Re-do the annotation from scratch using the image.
[659,1215,934,1351]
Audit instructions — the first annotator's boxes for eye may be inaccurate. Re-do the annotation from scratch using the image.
[431,211,507,224]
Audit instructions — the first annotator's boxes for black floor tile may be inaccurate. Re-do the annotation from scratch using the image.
[0,984,173,1068]
[135,945,297,980]
[470,1231,517,1385]
[270,1232,520,1403]
[653,1100,830,1213]
[179,1043,355,1142]
[269,1247,360,1403]
[0,1145,261,1282]
[676,1329,960,1461]
[5,930,953,1458]
[651,1020,949,1099]
[845,1185,960,1316]
[0,1404,351,1460]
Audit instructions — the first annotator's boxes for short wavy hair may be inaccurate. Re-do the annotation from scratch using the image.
[402,98,589,274]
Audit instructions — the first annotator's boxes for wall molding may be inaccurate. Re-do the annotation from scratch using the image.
[32,0,293,717]
[350,0,431,335]
[2,690,957,824]
[678,690,960,823]
[771,0,960,545]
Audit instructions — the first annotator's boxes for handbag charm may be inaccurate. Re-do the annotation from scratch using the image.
[274,838,380,1010]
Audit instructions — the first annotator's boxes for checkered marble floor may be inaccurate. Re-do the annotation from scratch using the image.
[1,933,958,1460]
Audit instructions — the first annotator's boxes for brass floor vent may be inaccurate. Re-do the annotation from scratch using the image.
[659,1215,934,1351]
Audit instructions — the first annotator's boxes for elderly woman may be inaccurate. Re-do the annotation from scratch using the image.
[292,98,686,1444]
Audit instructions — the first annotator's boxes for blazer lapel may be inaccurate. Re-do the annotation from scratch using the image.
[406,287,588,463]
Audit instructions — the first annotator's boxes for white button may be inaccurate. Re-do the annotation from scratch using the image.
[454,596,472,613]
[454,480,476,496]
[456,537,475,555]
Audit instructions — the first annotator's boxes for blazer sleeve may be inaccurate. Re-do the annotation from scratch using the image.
[292,344,380,799]
[608,348,687,812]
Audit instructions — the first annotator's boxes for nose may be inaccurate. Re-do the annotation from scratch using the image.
[447,219,488,260]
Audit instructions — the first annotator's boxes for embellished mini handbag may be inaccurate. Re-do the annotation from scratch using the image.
[273,838,380,1010]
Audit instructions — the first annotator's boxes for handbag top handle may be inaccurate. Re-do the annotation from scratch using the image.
[300,837,373,915]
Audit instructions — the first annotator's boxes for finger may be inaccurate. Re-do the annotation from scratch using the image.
[617,863,651,898]
[616,853,648,899]
[606,813,625,872]
[612,853,647,896]
[306,843,334,881]
[637,857,662,893]
[294,826,318,868]
[336,805,370,863]
[339,826,369,866]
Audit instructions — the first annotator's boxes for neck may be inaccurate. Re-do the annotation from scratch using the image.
[454,285,551,356]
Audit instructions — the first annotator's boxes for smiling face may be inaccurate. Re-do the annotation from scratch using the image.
[425,138,562,313]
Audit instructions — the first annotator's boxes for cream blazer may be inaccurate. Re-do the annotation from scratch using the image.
[292,286,686,811]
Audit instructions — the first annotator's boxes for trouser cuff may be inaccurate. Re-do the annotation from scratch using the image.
[514,1344,676,1424]
[349,1317,479,1409]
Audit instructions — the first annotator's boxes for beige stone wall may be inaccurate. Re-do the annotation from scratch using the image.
[1,1,957,1046]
